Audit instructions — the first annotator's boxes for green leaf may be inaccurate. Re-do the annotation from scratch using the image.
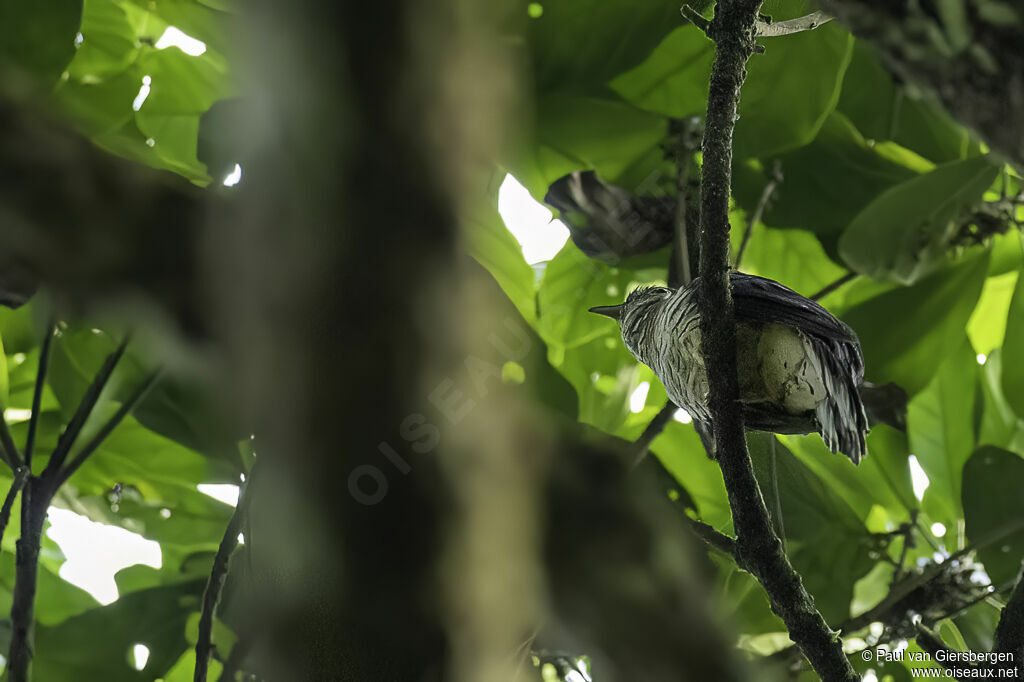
[781,424,916,525]
[962,446,1024,586]
[505,92,667,200]
[1001,266,1024,417]
[608,25,713,120]
[135,46,230,114]
[51,67,141,137]
[749,433,874,623]
[733,22,853,159]
[652,421,732,531]
[526,0,681,90]
[534,243,659,429]
[47,327,241,469]
[907,339,977,524]
[837,41,976,164]
[842,253,989,395]
[34,581,203,681]
[67,0,138,79]
[730,222,847,298]
[838,155,1000,284]
[978,350,1024,452]
[612,11,853,160]
[0,0,83,87]
[967,270,1019,355]
[464,194,538,324]
[732,113,923,247]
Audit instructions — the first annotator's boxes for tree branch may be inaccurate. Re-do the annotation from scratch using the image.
[55,369,162,491]
[630,402,677,468]
[810,271,857,301]
[696,2,857,680]
[195,472,254,682]
[688,518,737,558]
[8,478,47,682]
[0,410,22,471]
[39,335,130,482]
[24,321,55,468]
[734,160,781,270]
[0,465,28,549]
[668,119,699,289]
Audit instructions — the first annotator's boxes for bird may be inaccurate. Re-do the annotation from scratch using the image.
[589,272,870,462]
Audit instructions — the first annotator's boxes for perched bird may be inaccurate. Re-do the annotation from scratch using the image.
[590,272,869,462]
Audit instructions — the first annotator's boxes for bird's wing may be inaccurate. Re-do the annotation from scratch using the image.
[728,272,860,347]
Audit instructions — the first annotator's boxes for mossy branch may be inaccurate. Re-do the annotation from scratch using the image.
[695,2,858,680]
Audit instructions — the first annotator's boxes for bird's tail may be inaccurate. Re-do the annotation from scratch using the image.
[812,337,869,463]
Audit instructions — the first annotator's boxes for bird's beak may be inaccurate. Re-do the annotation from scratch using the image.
[588,304,623,321]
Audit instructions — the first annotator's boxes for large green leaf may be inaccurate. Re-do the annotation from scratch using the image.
[962,446,1024,586]
[534,243,664,430]
[730,221,847,298]
[608,25,712,121]
[47,327,241,470]
[611,15,852,161]
[67,0,138,79]
[842,253,989,395]
[749,433,874,623]
[978,350,1024,453]
[907,339,977,524]
[838,155,1000,284]
[33,580,203,681]
[0,0,82,87]
[732,112,924,247]
[781,424,916,527]
[1001,265,1024,417]
[967,270,1019,355]
[733,21,852,159]
[651,421,732,532]
[505,92,667,201]
[525,0,681,90]
[837,41,977,164]
[464,192,538,324]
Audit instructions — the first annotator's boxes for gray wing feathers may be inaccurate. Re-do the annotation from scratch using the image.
[730,272,859,346]
[809,336,869,463]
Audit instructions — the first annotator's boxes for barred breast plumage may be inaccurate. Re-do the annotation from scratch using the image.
[590,272,869,463]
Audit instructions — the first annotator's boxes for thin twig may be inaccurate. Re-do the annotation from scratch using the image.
[25,322,56,468]
[696,1,857,679]
[689,518,738,558]
[0,412,21,472]
[0,465,29,549]
[195,472,254,682]
[40,335,130,481]
[668,118,699,289]
[631,402,677,468]
[55,370,162,490]
[734,160,781,269]
[810,271,856,301]
[768,436,785,551]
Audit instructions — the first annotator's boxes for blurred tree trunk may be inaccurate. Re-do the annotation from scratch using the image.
[214,2,746,680]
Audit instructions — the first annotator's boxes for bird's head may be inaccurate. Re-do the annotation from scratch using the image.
[589,285,674,357]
